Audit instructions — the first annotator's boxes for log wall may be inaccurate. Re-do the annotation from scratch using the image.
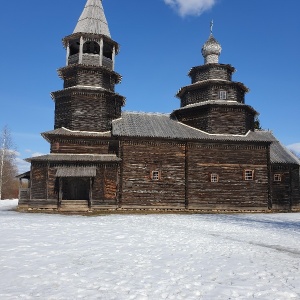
[92,166,118,207]
[181,84,245,107]
[31,163,47,200]
[50,139,111,154]
[187,143,269,210]
[63,68,116,91]
[176,106,255,134]
[271,164,300,210]
[120,140,186,208]
[191,65,233,83]
[54,92,122,132]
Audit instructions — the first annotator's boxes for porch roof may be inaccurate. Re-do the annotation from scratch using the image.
[25,154,121,163]
[56,167,97,177]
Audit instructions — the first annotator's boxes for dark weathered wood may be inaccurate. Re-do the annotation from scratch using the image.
[174,104,255,134]
[270,164,300,210]
[17,0,300,213]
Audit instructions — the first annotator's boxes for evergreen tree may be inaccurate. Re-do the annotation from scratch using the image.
[254,116,262,130]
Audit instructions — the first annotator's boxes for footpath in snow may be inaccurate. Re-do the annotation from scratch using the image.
[0,199,300,300]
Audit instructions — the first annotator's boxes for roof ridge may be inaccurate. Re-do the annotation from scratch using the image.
[122,111,170,116]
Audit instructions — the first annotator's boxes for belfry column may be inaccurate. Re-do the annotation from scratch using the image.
[112,46,116,70]
[79,36,84,64]
[66,42,70,66]
[99,38,104,66]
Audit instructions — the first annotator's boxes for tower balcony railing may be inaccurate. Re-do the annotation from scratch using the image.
[67,54,113,70]
[82,53,99,66]
[68,53,79,65]
[102,57,113,70]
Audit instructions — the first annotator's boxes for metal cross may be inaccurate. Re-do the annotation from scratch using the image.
[210,20,214,35]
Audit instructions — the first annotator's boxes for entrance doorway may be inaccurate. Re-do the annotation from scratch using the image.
[62,178,90,200]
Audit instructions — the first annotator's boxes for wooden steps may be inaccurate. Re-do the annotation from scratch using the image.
[59,200,89,211]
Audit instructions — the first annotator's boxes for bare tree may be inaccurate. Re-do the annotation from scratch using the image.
[0,126,18,199]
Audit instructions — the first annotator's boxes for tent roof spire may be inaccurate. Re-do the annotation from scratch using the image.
[73,0,111,37]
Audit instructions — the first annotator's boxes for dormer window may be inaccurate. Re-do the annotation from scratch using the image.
[219,90,227,100]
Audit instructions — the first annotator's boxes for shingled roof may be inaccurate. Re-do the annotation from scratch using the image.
[112,112,275,143]
[42,127,111,142]
[270,141,300,164]
[73,0,110,37]
[172,100,258,115]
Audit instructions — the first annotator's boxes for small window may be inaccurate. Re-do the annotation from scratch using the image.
[211,173,219,183]
[151,171,160,181]
[219,90,227,100]
[274,174,282,182]
[244,170,254,181]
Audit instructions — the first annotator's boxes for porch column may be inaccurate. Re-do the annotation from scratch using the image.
[89,177,93,208]
[58,177,63,208]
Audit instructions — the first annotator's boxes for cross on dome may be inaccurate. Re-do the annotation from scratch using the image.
[201,21,222,64]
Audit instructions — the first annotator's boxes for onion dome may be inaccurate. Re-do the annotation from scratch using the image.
[201,34,222,64]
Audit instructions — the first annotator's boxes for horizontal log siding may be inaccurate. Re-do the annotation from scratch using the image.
[177,106,254,134]
[92,167,118,206]
[291,166,300,209]
[54,93,122,132]
[120,140,186,208]
[47,168,58,200]
[181,84,245,107]
[31,163,47,200]
[63,69,115,91]
[50,139,110,154]
[271,164,300,210]
[191,65,233,83]
[207,107,254,135]
[187,143,269,210]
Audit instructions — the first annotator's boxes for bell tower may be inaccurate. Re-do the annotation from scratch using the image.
[51,0,125,132]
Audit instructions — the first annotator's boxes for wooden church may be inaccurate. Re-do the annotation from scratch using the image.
[18,0,300,212]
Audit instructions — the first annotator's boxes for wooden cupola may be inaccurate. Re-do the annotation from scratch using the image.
[172,25,257,135]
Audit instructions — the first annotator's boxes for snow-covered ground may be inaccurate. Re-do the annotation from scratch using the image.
[1,200,300,300]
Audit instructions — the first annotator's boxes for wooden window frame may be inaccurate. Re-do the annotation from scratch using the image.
[274,174,282,182]
[244,169,254,181]
[211,173,219,183]
[151,170,160,181]
[219,90,227,100]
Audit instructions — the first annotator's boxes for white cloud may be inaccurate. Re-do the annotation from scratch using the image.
[287,143,300,156]
[31,152,45,157]
[164,0,216,17]
[15,151,46,174]
[16,157,30,174]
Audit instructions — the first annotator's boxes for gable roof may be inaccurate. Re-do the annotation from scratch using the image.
[73,0,110,37]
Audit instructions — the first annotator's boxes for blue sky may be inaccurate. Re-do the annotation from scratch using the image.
[1,0,299,172]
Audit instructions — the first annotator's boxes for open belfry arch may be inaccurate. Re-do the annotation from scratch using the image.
[18,0,300,212]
